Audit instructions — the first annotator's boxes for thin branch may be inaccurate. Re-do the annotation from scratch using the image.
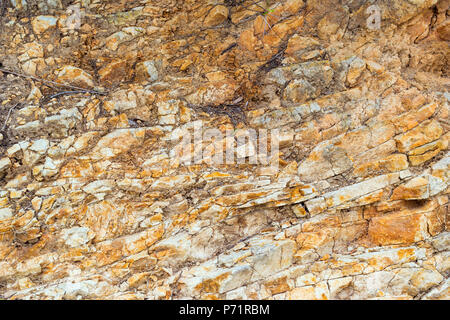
[41,90,94,102]
[1,103,20,131]
[0,68,107,95]
[220,42,237,55]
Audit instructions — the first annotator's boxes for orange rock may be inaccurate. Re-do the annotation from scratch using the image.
[264,276,292,295]
[98,59,128,85]
[392,103,437,133]
[204,5,229,27]
[238,29,258,53]
[31,16,58,34]
[400,90,426,110]
[436,20,450,41]
[408,138,448,166]
[395,120,443,153]
[354,154,408,177]
[56,66,94,88]
[391,176,429,200]
[285,34,320,58]
[296,229,332,249]
[195,272,231,293]
[368,211,428,246]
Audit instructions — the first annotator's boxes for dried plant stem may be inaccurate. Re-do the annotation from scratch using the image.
[0,68,107,95]
[1,103,19,131]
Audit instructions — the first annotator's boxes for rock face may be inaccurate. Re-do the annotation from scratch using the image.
[0,0,448,300]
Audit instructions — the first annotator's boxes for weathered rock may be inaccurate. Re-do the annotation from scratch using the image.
[31,16,58,34]
[395,120,443,153]
[0,0,449,302]
[98,59,128,85]
[56,66,95,88]
[368,211,429,246]
[204,5,229,27]
[44,107,83,138]
[135,60,159,83]
[0,158,12,175]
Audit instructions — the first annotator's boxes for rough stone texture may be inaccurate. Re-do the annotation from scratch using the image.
[0,0,448,300]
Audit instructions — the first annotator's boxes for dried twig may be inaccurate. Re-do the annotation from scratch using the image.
[40,90,95,103]
[220,42,237,55]
[0,68,107,95]
[238,1,284,41]
[1,103,20,131]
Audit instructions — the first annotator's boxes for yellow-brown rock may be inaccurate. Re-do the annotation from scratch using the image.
[391,177,430,200]
[368,211,428,246]
[204,6,229,27]
[98,59,128,85]
[56,66,95,88]
[395,120,443,153]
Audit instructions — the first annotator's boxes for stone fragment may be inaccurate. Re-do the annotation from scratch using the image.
[391,173,447,201]
[151,175,195,191]
[105,27,145,51]
[354,154,409,177]
[408,137,448,166]
[98,59,127,85]
[0,207,13,221]
[0,158,12,175]
[157,100,180,115]
[90,128,146,160]
[247,239,296,282]
[311,173,401,213]
[14,120,43,136]
[368,211,428,246]
[82,180,115,200]
[391,176,429,200]
[56,66,94,88]
[60,227,94,248]
[44,107,83,138]
[366,60,385,74]
[204,5,229,27]
[437,20,450,41]
[31,16,58,34]
[29,139,49,154]
[136,60,159,82]
[287,282,330,300]
[395,120,443,153]
[393,102,437,133]
[10,0,27,10]
[104,90,138,113]
[346,57,366,86]
[410,269,444,292]
[18,42,44,62]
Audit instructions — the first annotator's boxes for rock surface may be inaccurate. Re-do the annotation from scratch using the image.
[0,0,448,300]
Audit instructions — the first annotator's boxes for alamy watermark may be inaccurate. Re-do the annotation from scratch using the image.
[65,4,83,30]
[61,2,382,31]
[366,5,381,30]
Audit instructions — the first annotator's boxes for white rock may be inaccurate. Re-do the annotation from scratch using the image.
[82,180,115,200]
[31,16,58,34]
[60,227,94,248]
[142,61,159,82]
[0,207,13,220]
[29,139,49,154]
[0,157,12,174]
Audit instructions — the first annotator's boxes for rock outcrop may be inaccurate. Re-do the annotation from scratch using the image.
[0,0,448,300]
